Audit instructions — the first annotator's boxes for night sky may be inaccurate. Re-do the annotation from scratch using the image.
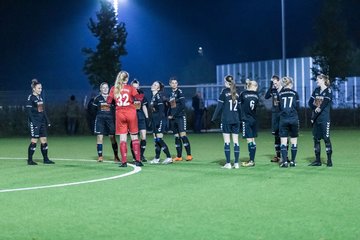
[0,0,351,90]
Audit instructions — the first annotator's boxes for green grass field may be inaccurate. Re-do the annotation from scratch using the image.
[1,129,360,240]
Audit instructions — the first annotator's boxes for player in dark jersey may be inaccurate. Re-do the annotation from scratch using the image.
[265,75,283,163]
[92,82,120,163]
[168,77,192,162]
[130,79,149,162]
[26,79,54,165]
[211,75,242,169]
[308,74,333,167]
[240,79,259,167]
[278,77,300,168]
[148,81,173,164]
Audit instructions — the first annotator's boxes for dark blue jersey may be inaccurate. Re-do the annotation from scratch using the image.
[308,87,332,123]
[265,85,281,113]
[92,94,115,117]
[26,94,49,125]
[211,88,241,124]
[168,88,186,117]
[240,90,259,122]
[150,91,165,121]
[278,88,300,119]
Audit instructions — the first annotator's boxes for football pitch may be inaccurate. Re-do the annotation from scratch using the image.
[0,129,359,240]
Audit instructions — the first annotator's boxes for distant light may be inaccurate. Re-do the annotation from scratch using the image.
[198,47,203,56]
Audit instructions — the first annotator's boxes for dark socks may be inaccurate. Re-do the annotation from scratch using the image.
[175,137,182,158]
[140,139,146,158]
[28,142,36,162]
[234,144,240,163]
[248,142,256,161]
[97,144,103,157]
[280,144,288,163]
[181,136,191,155]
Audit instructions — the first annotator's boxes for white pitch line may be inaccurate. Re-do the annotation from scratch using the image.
[0,157,141,193]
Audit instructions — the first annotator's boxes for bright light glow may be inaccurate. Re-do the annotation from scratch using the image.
[113,0,118,16]
[112,0,127,17]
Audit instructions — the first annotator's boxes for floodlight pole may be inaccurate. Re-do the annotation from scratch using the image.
[281,0,287,76]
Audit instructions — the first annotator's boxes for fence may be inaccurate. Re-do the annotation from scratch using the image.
[0,84,359,137]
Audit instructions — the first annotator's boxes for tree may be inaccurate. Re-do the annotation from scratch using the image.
[311,0,353,82]
[82,0,127,89]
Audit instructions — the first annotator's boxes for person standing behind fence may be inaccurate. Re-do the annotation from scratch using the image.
[65,95,80,135]
[148,81,173,164]
[130,79,149,162]
[278,77,300,168]
[264,75,283,163]
[92,82,120,163]
[107,71,144,167]
[192,92,205,133]
[308,74,333,167]
[211,75,241,169]
[168,77,193,162]
[26,79,54,165]
[240,79,259,167]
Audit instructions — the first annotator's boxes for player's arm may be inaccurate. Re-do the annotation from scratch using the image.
[106,87,115,104]
[142,104,149,119]
[43,106,51,127]
[131,87,144,101]
[308,91,316,110]
[264,81,274,99]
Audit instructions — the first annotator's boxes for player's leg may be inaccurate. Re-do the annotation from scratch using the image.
[139,129,147,162]
[179,116,192,160]
[271,113,281,162]
[222,132,231,169]
[232,125,240,168]
[96,134,104,162]
[324,121,333,167]
[309,123,322,166]
[28,138,38,165]
[39,123,54,164]
[109,135,120,162]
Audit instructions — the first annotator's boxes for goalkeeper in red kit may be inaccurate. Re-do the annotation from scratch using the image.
[107,71,144,167]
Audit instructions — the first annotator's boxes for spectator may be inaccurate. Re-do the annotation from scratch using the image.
[192,91,205,133]
[65,95,80,135]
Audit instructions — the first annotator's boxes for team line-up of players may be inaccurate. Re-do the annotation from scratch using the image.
[25,72,333,169]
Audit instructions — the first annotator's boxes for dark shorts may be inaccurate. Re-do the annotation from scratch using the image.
[271,112,280,135]
[242,120,257,138]
[29,121,47,138]
[138,118,147,131]
[221,122,240,134]
[279,118,299,138]
[152,118,165,134]
[312,121,331,141]
[94,114,115,135]
[170,116,187,133]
